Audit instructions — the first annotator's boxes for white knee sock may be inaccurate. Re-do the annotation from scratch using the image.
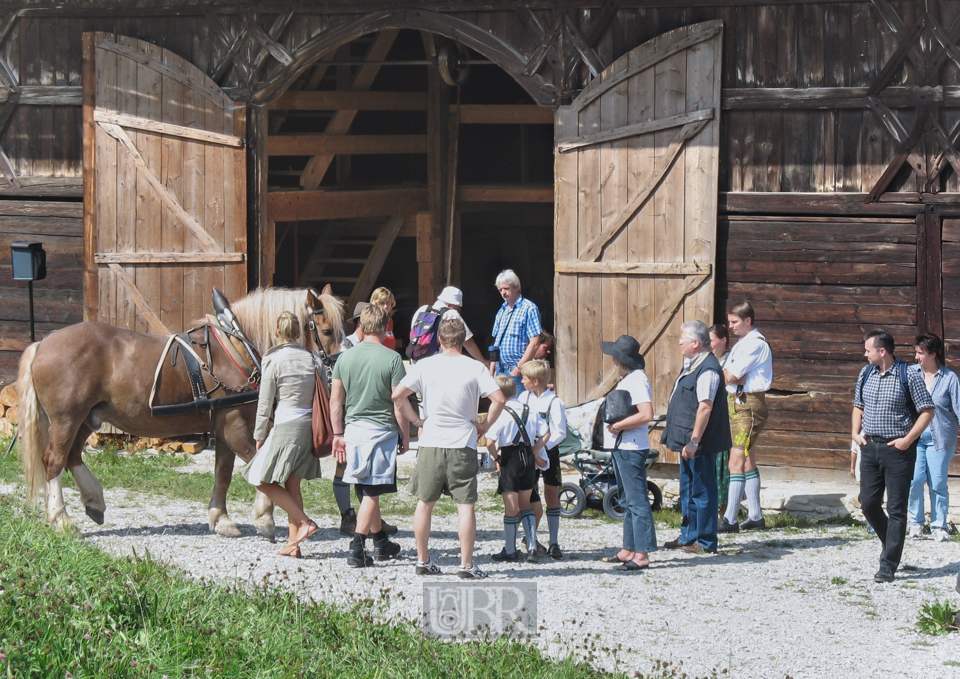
[546,508,561,546]
[519,509,536,551]
[725,474,745,524]
[745,469,762,521]
[504,515,519,553]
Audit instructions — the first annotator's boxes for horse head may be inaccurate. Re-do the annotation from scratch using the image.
[229,285,345,358]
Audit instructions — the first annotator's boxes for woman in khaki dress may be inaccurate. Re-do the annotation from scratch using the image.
[244,311,322,557]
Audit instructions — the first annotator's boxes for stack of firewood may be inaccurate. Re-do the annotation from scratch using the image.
[0,384,17,438]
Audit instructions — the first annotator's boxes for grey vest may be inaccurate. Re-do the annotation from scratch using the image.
[661,352,732,456]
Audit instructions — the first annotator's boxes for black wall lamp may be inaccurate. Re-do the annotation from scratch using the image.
[10,241,46,342]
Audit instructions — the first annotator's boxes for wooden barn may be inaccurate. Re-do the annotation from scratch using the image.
[0,0,958,477]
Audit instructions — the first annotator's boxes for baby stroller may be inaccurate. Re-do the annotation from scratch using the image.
[557,398,664,520]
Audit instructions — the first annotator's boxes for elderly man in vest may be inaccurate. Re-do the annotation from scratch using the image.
[661,320,732,554]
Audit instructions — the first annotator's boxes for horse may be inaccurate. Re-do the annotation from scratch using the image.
[16,286,345,542]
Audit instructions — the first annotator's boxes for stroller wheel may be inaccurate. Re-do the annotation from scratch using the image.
[558,482,587,518]
[602,485,626,520]
[647,480,663,512]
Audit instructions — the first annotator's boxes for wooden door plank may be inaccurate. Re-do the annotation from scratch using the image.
[554,106,579,403]
[135,39,163,334]
[555,262,711,275]
[227,106,247,301]
[557,108,713,153]
[95,252,245,264]
[115,37,138,331]
[204,92,226,321]
[576,97,602,402]
[651,35,688,414]
[159,43,185,333]
[599,51,630,407]
[180,50,206,330]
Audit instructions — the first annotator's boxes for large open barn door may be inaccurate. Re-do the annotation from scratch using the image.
[554,20,722,416]
[82,33,246,334]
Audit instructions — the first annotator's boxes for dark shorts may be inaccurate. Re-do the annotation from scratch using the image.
[497,444,538,494]
[354,481,397,500]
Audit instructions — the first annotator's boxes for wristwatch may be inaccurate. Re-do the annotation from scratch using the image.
[689,440,699,449]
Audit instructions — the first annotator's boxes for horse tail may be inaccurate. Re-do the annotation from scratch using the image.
[17,342,48,504]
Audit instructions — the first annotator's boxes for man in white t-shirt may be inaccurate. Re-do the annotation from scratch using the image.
[392,316,504,580]
[411,286,490,366]
[719,301,774,534]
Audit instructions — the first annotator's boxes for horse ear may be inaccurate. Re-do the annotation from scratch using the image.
[321,284,333,296]
[307,289,320,309]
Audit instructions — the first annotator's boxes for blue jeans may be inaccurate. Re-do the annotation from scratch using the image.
[678,453,719,551]
[908,428,954,530]
[611,449,658,554]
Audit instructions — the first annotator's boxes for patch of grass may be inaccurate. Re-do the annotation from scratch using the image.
[831,576,848,585]
[763,513,861,530]
[0,494,721,679]
[0,438,458,517]
[945,660,960,667]
[653,506,682,529]
[916,599,959,636]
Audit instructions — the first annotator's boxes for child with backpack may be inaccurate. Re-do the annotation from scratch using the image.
[486,374,549,564]
[519,359,568,559]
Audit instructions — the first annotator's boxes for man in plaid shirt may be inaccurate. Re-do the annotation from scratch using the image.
[852,329,933,583]
[491,269,542,395]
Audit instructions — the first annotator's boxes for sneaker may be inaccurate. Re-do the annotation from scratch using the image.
[717,518,740,534]
[491,548,521,562]
[547,544,563,559]
[866,524,876,535]
[907,524,924,539]
[932,528,951,542]
[339,508,357,537]
[415,559,441,576]
[526,547,539,564]
[381,520,399,536]
[458,564,488,580]
[739,516,767,531]
[373,537,402,561]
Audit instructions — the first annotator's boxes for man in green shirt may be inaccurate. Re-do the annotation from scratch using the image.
[331,304,409,567]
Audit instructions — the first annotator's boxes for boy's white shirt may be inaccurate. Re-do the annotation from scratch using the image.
[487,397,549,467]
[519,387,567,450]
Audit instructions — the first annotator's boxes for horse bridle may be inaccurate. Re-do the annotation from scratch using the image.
[307,305,339,393]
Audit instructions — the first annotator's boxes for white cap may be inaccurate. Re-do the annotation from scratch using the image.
[437,286,463,307]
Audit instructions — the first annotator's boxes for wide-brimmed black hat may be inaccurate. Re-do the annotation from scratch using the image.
[601,335,645,371]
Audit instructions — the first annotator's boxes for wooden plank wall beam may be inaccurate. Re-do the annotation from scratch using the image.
[268,134,427,156]
[267,187,428,222]
[81,32,98,322]
[421,35,447,304]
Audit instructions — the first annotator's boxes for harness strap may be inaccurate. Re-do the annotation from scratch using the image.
[148,333,212,411]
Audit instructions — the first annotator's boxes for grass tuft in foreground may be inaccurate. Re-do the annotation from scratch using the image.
[0,494,635,679]
[916,598,959,636]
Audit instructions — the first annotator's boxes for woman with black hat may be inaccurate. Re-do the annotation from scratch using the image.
[600,335,657,571]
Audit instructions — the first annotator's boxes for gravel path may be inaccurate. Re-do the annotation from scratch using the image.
[3,453,959,679]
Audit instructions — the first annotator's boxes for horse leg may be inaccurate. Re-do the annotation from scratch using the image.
[252,489,276,543]
[67,424,106,525]
[42,420,83,530]
[209,440,242,538]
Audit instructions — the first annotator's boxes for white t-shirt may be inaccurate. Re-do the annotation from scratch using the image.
[519,388,567,451]
[602,369,652,450]
[414,303,474,341]
[724,328,773,394]
[399,352,499,449]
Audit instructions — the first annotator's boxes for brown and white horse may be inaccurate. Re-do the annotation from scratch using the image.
[16,286,344,541]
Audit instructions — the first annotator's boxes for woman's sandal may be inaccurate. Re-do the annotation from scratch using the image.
[615,561,649,572]
[290,520,319,546]
[277,543,302,558]
[602,554,631,564]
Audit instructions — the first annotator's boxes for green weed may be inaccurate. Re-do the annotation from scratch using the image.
[831,576,848,585]
[916,599,959,636]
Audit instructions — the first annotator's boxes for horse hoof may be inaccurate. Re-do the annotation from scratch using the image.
[85,507,105,525]
[254,519,276,543]
[214,520,242,539]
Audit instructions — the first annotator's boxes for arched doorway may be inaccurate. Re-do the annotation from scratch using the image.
[264,28,555,357]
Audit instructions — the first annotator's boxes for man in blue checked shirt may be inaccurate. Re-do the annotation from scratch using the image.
[852,329,934,584]
[490,270,542,396]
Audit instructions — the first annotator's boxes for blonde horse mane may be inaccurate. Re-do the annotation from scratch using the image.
[229,287,345,354]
